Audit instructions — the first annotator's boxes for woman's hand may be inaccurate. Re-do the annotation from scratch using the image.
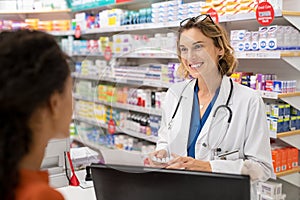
[166,154,212,172]
[147,149,169,168]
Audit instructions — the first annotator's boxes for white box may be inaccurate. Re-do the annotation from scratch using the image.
[258,27,268,50]
[251,31,259,51]
[258,181,282,199]
[230,30,247,41]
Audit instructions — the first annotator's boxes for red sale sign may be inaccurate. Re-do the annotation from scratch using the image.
[256,2,274,26]
[207,8,219,24]
[104,46,112,61]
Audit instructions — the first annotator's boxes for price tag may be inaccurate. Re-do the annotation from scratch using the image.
[256,2,274,26]
[104,46,112,61]
[207,8,219,24]
[108,119,116,134]
[75,25,81,39]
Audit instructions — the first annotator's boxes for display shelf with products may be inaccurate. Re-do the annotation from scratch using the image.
[71,52,178,59]
[276,167,300,188]
[267,130,300,140]
[73,94,162,116]
[259,91,300,112]
[277,130,300,138]
[276,167,300,177]
[72,73,172,88]
[74,116,158,143]
[0,9,71,15]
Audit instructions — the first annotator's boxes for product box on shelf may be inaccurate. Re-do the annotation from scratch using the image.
[258,181,282,199]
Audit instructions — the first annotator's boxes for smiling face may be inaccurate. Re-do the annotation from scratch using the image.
[179,28,223,79]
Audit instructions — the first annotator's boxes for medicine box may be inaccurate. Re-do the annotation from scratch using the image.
[258,181,282,199]
[272,149,281,173]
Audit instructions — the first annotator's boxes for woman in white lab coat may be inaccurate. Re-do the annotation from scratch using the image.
[150,14,274,198]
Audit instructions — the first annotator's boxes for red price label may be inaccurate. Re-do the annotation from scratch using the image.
[74,25,81,39]
[207,8,219,24]
[104,46,112,61]
[108,119,116,135]
[256,2,274,26]
[116,0,132,3]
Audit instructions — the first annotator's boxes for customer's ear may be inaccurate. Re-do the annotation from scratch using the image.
[48,91,62,119]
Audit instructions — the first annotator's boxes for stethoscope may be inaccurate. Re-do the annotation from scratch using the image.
[167,78,234,159]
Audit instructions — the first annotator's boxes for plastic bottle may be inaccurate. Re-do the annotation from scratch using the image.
[250,75,256,90]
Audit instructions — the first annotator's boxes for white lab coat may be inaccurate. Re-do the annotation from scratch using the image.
[156,76,275,199]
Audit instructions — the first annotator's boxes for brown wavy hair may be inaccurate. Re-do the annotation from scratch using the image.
[177,15,238,78]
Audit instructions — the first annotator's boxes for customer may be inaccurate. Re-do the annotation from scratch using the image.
[150,14,274,199]
[0,30,72,200]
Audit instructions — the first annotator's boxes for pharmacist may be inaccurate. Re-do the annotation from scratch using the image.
[150,14,274,199]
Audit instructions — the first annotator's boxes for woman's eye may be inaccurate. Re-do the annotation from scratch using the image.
[194,44,202,50]
[180,47,188,53]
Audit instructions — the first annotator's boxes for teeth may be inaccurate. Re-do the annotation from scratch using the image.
[190,63,202,68]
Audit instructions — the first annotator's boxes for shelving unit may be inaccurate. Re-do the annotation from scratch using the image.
[74,94,162,116]
[0,8,71,21]
[74,116,158,143]
[276,167,300,188]
[230,6,300,189]
[0,9,71,14]
[72,73,171,88]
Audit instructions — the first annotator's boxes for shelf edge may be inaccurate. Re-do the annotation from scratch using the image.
[277,130,300,138]
[276,167,300,177]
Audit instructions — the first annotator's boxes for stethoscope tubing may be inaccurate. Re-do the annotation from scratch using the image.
[168,78,234,154]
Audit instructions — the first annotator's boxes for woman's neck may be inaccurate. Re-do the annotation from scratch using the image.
[197,75,222,97]
[19,131,49,171]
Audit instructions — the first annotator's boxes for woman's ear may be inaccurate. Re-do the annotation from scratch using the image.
[48,91,62,119]
[218,48,224,58]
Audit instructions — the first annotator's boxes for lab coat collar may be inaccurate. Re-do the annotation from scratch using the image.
[181,76,233,105]
[218,75,234,106]
[194,75,233,154]
[181,78,197,98]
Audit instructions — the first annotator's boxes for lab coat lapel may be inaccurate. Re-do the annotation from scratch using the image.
[196,76,233,146]
[175,79,196,155]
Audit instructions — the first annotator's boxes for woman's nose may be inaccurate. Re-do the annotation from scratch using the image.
[187,49,197,61]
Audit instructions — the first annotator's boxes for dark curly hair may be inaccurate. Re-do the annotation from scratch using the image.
[0,30,70,200]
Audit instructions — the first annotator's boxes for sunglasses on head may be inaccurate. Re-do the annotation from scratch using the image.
[180,14,215,27]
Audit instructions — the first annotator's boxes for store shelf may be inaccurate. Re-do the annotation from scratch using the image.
[220,9,282,23]
[47,9,283,36]
[276,167,300,188]
[72,73,172,88]
[235,51,300,59]
[282,11,300,34]
[81,21,179,35]
[0,9,71,14]
[277,130,300,138]
[74,116,107,128]
[276,167,300,177]
[258,90,300,111]
[74,94,162,116]
[40,9,293,37]
[278,132,300,150]
[259,90,300,99]
[74,116,158,143]
[276,167,300,187]
[49,30,75,36]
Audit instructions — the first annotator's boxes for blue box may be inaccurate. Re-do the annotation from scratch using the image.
[290,116,297,131]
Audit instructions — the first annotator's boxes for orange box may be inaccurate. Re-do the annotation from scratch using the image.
[279,148,287,172]
[278,148,287,172]
[291,148,299,168]
[286,148,294,170]
[272,149,281,173]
